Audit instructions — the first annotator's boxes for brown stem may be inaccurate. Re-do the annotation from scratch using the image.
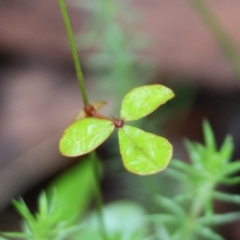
[84,105,112,121]
[84,105,125,128]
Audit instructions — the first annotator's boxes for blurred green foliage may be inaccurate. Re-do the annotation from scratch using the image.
[187,0,240,81]
[74,0,152,108]
[2,0,240,239]
[1,157,96,240]
[2,121,240,240]
[151,121,240,240]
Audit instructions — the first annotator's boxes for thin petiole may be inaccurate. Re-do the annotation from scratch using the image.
[58,1,109,239]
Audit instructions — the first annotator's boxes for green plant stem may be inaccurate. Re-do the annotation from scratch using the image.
[58,1,108,239]
[58,0,89,106]
[91,152,109,240]
[186,0,240,81]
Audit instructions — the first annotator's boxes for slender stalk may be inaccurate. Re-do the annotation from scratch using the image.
[58,0,89,106]
[91,152,109,240]
[186,0,240,81]
[58,1,108,239]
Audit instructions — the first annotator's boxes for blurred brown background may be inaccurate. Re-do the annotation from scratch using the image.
[0,0,240,238]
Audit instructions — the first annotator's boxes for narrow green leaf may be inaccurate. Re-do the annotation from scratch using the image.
[118,125,173,175]
[1,232,30,239]
[213,191,240,205]
[222,161,240,176]
[184,140,202,165]
[12,199,35,224]
[120,85,174,121]
[165,167,188,182]
[219,135,233,163]
[220,176,240,185]
[199,212,240,225]
[59,118,114,157]
[155,195,185,217]
[170,160,197,176]
[37,191,48,219]
[203,120,216,153]
[196,226,224,240]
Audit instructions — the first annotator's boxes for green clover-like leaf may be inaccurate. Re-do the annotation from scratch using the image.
[59,118,114,157]
[118,125,173,175]
[59,85,174,175]
[120,84,174,121]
